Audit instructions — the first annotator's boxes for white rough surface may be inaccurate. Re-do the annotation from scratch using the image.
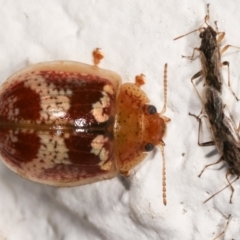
[0,0,240,239]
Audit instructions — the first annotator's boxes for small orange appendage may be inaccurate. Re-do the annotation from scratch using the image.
[135,74,146,87]
[93,48,104,66]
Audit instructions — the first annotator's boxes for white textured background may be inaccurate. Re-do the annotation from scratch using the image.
[0,0,240,239]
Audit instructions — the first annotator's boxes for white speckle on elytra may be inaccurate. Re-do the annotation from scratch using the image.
[21,132,71,175]
[90,135,111,170]
[103,84,114,95]
[2,130,17,155]
[91,90,110,123]
[9,130,18,143]
[9,148,16,155]
[23,72,73,124]
[14,129,19,134]
[20,129,27,133]
[37,134,71,164]
[100,159,112,171]
[1,96,18,121]
[64,133,70,138]
[66,89,72,95]
[14,108,19,115]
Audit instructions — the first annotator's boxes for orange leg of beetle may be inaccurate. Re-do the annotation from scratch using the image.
[92,48,104,66]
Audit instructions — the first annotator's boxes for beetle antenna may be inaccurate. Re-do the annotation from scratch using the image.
[159,144,167,205]
[159,63,168,115]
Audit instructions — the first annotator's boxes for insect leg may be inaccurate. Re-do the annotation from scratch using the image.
[226,169,235,203]
[214,20,240,100]
[216,31,225,44]
[189,112,215,147]
[203,177,239,203]
[212,215,231,240]
[220,44,240,55]
[190,70,205,103]
[220,60,239,101]
[214,21,225,43]
[92,48,104,66]
[198,157,222,178]
[182,48,201,61]
[220,43,240,100]
[134,74,146,87]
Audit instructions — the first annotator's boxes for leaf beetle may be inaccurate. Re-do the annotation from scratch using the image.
[0,48,170,205]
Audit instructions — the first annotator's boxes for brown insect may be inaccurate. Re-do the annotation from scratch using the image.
[175,4,240,203]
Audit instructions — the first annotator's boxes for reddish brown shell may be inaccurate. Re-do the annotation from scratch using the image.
[0,61,121,186]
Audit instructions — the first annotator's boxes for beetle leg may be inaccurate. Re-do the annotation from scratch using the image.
[120,170,131,177]
[92,48,104,66]
[162,116,171,122]
[134,74,146,87]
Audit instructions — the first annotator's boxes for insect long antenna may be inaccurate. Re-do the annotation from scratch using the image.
[204,4,210,25]
[173,28,202,41]
[159,144,167,205]
[159,63,168,115]
[203,176,239,203]
[174,5,211,41]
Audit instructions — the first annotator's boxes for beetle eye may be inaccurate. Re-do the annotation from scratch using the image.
[144,104,157,115]
[144,143,154,152]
